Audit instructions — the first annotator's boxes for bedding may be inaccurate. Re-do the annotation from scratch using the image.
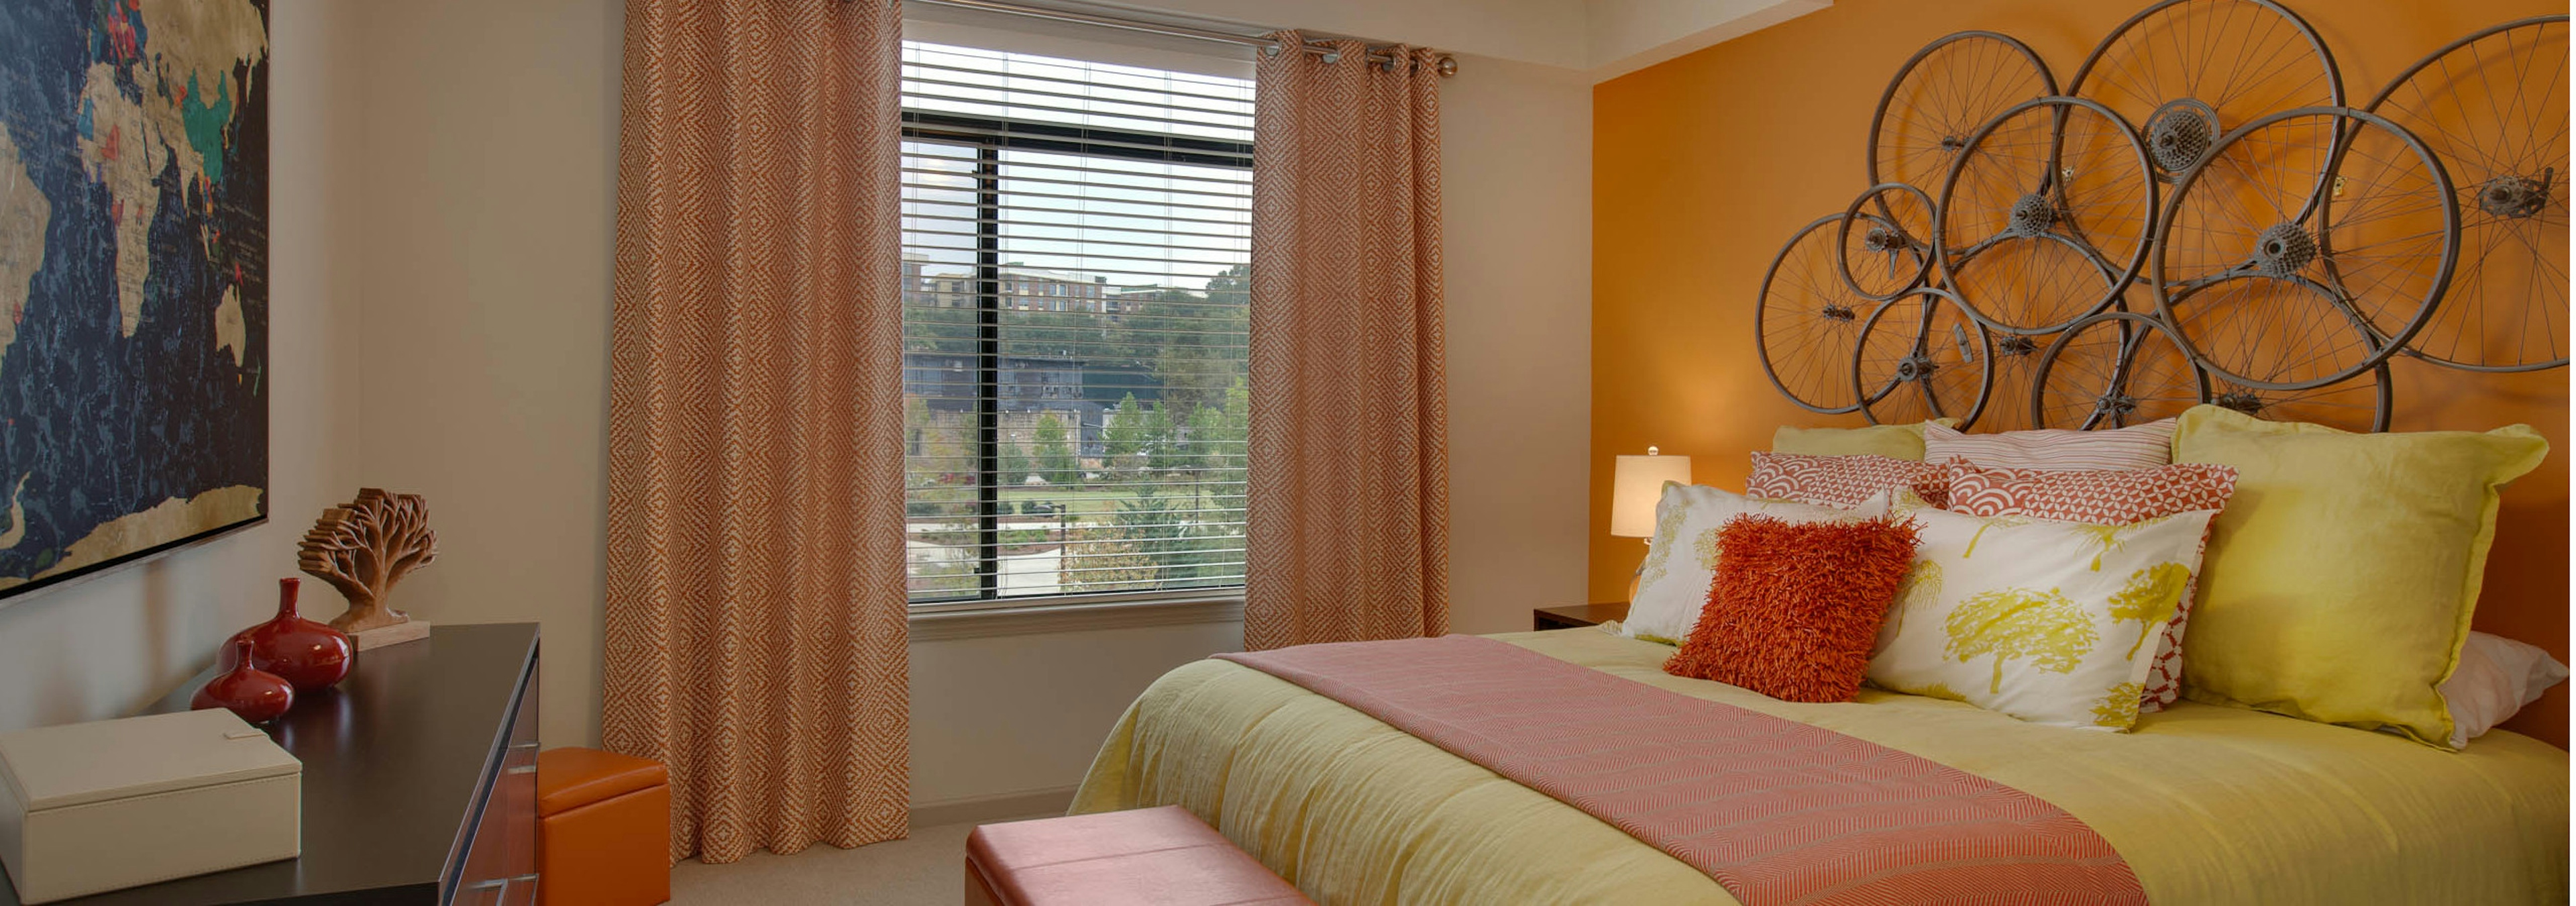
[1621,485,1866,644]
[1770,419,1955,460]
[1943,461,2238,523]
[1923,419,2174,470]
[2446,632,2573,749]
[1940,460,2239,712]
[2171,405,2548,747]
[1865,489,2216,732]
[1217,636,2144,903]
[1664,513,1918,703]
[1074,627,2569,905]
[1745,450,1948,508]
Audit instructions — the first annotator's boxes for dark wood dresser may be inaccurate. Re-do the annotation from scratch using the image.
[0,623,542,906]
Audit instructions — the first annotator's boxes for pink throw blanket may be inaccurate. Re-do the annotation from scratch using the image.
[1216,635,2146,905]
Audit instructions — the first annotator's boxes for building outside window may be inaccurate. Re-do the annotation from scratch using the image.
[898,39,1252,608]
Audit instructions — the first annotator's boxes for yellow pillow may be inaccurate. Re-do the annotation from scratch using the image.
[1772,419,1959,460]
[2171,405,2548,747]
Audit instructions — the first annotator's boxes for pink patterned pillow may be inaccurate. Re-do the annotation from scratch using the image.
[1946,460,2237,521]
[1748,452,1948,509]
[1943,460,2239,712]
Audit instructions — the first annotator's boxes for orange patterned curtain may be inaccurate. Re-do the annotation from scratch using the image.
[1244,34,1450,650]
[604,0,909,863]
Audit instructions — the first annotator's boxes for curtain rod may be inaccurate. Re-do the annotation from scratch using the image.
[901,0,1459,76]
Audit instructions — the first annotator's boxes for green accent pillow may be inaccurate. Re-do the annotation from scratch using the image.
[2172,405,2548,748]
[1772,419,1960,460]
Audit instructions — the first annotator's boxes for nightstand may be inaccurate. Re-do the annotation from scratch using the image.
[1532,601,1630,632]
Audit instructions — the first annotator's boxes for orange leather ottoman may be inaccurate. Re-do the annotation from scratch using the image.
[965,805,1312,906]
[537,747,672,906]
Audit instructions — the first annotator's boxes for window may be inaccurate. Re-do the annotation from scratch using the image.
[900,40,1253,608]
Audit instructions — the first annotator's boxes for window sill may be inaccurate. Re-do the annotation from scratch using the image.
[907,593,1244,642]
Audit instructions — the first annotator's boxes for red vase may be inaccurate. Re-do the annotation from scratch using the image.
[223,578,354,693]
[194,637,294,724]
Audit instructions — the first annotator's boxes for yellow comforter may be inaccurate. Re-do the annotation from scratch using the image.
[1073,627,2569,905]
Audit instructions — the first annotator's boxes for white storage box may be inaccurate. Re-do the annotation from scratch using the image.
[0,708,300,903]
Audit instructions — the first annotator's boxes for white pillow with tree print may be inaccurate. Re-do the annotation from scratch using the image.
[1865,487,2218,731]
[1622,483,1882,644]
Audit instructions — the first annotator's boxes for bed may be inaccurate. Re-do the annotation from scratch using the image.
[1071,625,2570,905]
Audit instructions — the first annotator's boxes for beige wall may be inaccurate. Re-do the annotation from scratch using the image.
[0,0,1594,813]
[1434,53,1594,635]
[0,0,362,735]
[341,0,625,757]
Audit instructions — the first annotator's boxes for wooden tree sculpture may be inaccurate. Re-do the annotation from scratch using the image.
[299,489,440,634]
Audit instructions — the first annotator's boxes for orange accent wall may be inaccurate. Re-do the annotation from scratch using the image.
[1591,0,2572,746]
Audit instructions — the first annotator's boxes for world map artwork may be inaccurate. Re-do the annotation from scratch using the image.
[0,1,270,601]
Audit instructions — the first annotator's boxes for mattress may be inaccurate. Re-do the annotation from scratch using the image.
[1071,627,2570,905]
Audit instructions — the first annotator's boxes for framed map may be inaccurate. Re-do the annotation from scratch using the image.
[0,1,270,603]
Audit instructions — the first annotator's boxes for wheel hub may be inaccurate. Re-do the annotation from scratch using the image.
[1863,225,1913,254]
[1997,335,2037,357]
[1940,135,1966,152]
[2214,391,2265,415]
[2252,223,2318,277]
[2145,99,2220,175]
[1895,354,1937,383]
[1821,303,1857,321]
[2008,193,2057,236]
[2094,393,2137,417]
[2478,172,2551,219]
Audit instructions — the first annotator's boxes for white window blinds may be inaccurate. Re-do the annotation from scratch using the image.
[900,40,1254,607]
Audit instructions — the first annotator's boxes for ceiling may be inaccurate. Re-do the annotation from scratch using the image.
[1012,0,1833,80]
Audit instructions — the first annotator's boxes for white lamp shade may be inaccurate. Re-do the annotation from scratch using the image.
[1610,452,1693,538]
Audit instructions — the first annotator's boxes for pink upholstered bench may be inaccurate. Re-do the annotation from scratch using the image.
[965,805,1313,906]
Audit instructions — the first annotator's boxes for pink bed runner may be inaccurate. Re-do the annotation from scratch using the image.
[1215,635,2146,906]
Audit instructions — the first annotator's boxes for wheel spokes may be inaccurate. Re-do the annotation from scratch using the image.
[2365,16,2570,370]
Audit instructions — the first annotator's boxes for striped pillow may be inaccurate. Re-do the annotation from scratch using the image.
[1943,460,2239,713]
[1925,419,2175,471]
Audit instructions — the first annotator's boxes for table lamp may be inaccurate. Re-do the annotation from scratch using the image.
[1611,447,1691,601]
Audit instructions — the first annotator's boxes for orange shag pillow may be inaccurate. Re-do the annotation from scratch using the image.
[1664,513,1921,703]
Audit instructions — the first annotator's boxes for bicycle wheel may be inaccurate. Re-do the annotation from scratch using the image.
[2153,107,2457,390]
[1837,183,1935,301]
[2031,310,2389,431]
[1869,32,2057,207]
[1978,332,2055,432]
[1852,287,1996,426]
[1759,213,1878,413]
[2030,312,2209,429]
[2068,0,2343,185]
[1936,96,2156,334]
[2204,366,2392,432]
[2364,15,2569,371]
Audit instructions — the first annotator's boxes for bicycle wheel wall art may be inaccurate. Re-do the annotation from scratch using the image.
[1754,1,2568,435]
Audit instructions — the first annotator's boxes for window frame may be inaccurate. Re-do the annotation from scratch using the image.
[900,109,1254,616]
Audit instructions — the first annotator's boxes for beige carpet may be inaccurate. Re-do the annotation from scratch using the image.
[671,815,1049,905]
